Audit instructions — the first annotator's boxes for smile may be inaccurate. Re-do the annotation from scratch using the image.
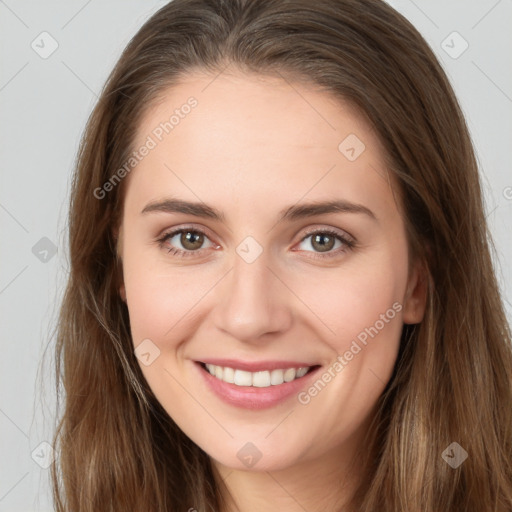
[194,359,322,409]
[202,363,314,387]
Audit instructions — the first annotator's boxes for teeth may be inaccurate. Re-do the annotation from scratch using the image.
[204,363,312,387]
[270,369,285,385]
[234,369,252,386]
[296,367,309,378]
[223,366,235,383]
[283,368,296,382]
[252,370,270,387]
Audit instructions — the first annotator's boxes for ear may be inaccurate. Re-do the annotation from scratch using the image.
[402,257,428,325]
[113,225,127,303]
[119,283,127,303]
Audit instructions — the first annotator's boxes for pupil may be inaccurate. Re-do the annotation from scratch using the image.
[313,233,334,252]
[182,231,203,249]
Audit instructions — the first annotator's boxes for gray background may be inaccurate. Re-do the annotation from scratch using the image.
[1,1,511,510]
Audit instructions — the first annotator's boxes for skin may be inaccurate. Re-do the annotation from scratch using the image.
[116,69,427,512]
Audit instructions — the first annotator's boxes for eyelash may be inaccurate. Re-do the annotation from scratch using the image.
[156,226,356,260]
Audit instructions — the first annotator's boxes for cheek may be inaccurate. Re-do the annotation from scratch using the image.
[291,252,406,344]
[124,264,213,345]
[287,246,408,409]
[282,256,406,453]
[120,225,218,344]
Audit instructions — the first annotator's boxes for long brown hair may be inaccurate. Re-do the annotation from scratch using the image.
[51,0,512,510]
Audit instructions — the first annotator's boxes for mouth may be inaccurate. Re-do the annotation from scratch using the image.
[196,361,321,388]
[194,360,322,410]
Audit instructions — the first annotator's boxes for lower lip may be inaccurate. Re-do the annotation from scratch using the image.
[194,362,321,410]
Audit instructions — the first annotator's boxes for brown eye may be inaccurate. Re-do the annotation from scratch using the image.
[310,233,336,253]
[296,228,355,259]
[180,230,205,250]
[158,227,216,257]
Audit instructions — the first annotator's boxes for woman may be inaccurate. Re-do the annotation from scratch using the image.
[51,0,512,510]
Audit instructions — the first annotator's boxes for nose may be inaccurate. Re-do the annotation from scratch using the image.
[211,249,293,343]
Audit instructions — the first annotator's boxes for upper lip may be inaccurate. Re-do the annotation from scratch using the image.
[196,358,320,372]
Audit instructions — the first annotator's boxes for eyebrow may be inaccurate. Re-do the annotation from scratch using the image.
[141,197,377,223]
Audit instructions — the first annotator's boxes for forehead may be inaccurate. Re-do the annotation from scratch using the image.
[125,70,398,221]
[136,70,378,153]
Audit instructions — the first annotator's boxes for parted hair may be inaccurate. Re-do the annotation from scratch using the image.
[51,0,512,510]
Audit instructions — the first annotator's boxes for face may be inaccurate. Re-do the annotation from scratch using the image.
[116,70,426,475]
